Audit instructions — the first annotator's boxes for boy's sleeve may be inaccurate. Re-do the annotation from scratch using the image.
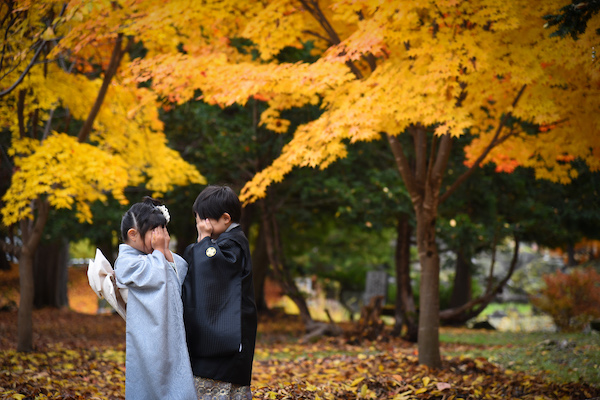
[182,237,244,358]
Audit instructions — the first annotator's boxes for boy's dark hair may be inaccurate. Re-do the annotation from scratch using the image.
[192,185,242,223]
[120,196,167,243]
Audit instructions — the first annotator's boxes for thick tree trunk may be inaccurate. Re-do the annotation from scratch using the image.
[33,239,69,309]
[17,198,49,352]
[415,208,442,368]
[11,32,128,351]
[387,129,451,369]
[392,214,418,341]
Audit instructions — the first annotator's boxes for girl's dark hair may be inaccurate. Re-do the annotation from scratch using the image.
[192,185,241,223]
[120,197,167,243]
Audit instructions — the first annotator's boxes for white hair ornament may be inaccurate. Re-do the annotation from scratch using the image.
[156,205,170,223]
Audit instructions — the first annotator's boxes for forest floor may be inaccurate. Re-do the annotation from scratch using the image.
[1,309,599,399]
[1,265,599,399]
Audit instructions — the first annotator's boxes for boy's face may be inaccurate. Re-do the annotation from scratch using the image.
[203,213,231,239]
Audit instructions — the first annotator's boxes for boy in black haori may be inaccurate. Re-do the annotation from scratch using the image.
[182,185,258,399]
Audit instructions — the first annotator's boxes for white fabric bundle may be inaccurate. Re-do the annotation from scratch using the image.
[87,248,127,319]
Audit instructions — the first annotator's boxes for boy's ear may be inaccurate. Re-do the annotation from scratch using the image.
[222,212,232,224]
[127,228,138,241]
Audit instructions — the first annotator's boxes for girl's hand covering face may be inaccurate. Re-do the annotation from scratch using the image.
[151,226,170,252]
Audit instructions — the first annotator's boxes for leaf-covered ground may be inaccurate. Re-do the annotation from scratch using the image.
[1,309,599,400]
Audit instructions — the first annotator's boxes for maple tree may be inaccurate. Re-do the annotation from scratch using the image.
[0,1,204,352]
[125,0,600,368]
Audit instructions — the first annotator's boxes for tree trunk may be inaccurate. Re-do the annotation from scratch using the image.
[17,198,50,352]
[97,236,116,265]
[240,203,269,312]
[11,32,127,351]
[0,247,10,270]
[566,243,577,267]
[17,245,35,352]
[176,221,197,256]
[33,239,69,309]
[251,224,269,313]
[415,207,442,368]
[387,129,451,369]
[448,248,472,322]
[353,296,385,341]
[77,34,128,143]
[258,197,314,326]
[392,214,418,342]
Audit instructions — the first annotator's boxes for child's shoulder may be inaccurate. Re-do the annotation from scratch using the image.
[218,230,246,245]
[172,251,186,265]
[117,243,142,255]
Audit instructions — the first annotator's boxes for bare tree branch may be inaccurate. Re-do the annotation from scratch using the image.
[299,0,342,44]
[0,41,46,98]
[299,0,364,79]
[42,62,74,140]
[0,1,18,73]
[301,29,332,45]
[440,84,527,204]
[431,133,453,187]
[425,130,437,188]
[0,4,67,98]
[412,125,427,191]
[386,133,418,200]
[440,233,520,320]
[30,108,38,139]
[17,89,25,138]
[77,34,130,143]
[20,197,50,251]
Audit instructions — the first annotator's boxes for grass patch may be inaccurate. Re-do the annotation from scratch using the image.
[478,302,533,317]
[441,328,600,386]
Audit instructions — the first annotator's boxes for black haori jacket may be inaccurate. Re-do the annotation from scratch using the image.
[182,225,258,386]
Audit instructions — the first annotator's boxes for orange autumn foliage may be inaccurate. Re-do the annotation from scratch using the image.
[530,267,600,332]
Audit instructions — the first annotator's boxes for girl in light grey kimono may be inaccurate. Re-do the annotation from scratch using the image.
[114,197,197,400]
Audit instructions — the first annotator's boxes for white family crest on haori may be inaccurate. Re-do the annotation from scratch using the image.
[87,248,128,319]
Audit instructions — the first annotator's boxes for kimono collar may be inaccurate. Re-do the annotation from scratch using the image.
[210,223,240,243]
[225,222,240,233]
[118,243,145,256]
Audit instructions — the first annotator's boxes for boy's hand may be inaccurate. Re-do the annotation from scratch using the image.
[196,214,213,242]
